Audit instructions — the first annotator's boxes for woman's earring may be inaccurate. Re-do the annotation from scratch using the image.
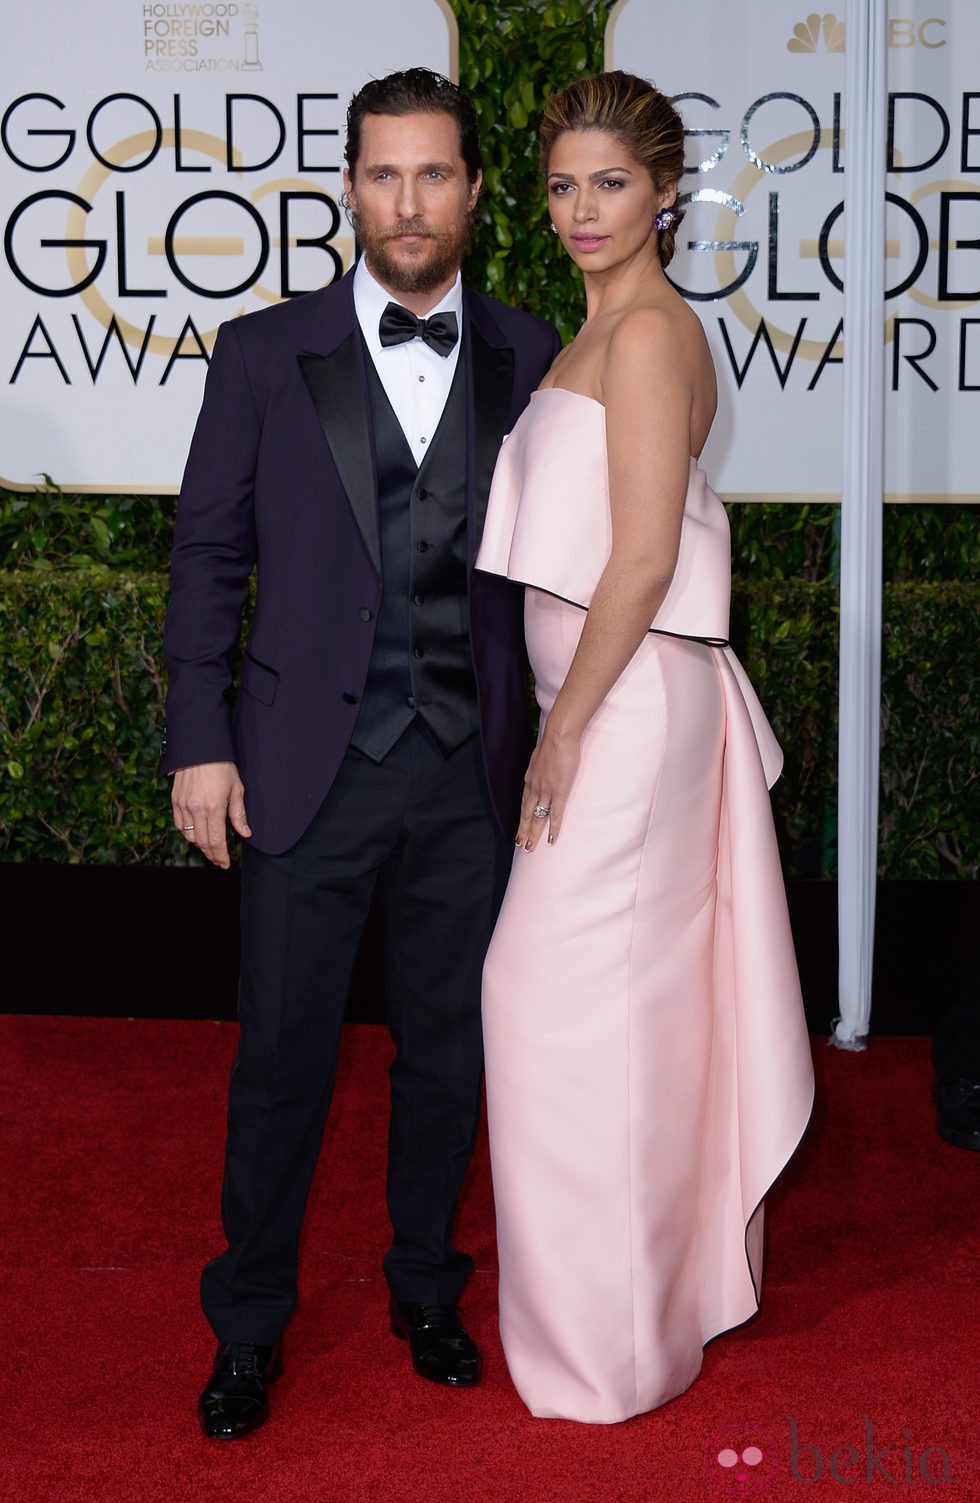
[654,207,677,233]
[550,222,558,234]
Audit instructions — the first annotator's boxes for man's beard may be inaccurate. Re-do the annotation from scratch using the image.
[356,215,474,295]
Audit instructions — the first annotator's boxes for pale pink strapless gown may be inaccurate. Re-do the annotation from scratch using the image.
[476,389,814,1424]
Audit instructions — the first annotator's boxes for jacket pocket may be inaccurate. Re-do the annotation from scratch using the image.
[240,651,279,706]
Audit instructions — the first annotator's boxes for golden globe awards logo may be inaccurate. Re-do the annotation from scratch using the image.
[0,0,454,491]
[3,91,349,383]
[4,0,342,394]
[606,1,977,501]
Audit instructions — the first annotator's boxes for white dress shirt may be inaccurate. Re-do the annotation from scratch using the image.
[353,257,463,468]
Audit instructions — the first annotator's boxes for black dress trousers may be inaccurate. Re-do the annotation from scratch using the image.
[200,723,512,1345]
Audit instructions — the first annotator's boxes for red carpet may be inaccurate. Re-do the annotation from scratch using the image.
[1,1018,977,1502]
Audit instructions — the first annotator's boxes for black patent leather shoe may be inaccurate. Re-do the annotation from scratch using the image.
[389,1300,481,1386]
[198,1341,283,1439]
[934,1079,980,1151]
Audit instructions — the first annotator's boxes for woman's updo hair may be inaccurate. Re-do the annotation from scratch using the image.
[539,71,686,268]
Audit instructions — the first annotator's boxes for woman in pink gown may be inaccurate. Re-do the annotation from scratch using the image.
[476,73,814,1424]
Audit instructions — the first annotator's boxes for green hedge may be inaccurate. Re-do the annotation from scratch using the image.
[2,0,978,874]
[2,567,977,876]
[730,578,980,880]
[1,570,173,863]
[456,0,605,340]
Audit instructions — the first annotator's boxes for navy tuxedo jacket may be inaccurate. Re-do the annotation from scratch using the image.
[162,271,560,854]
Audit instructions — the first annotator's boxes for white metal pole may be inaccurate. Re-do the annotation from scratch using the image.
[834,0,887,1048]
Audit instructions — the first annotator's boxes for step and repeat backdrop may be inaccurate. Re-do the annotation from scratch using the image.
[1,0,454,491]
[608,0,976,502]
[2,2,976,500]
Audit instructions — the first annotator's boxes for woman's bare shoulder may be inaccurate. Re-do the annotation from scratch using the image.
[612,295,707,359]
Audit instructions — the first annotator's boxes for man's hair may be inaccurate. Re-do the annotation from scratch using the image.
[345,68,482,183]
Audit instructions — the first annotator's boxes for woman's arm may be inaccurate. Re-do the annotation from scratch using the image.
[518,307,694,849]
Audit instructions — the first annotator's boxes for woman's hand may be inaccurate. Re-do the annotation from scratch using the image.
[516,727,581,851]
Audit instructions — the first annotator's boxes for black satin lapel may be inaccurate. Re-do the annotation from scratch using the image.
[298,338,380,575]
[468,322,515,549]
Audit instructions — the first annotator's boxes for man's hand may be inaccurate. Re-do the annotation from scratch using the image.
[171,761,250,869]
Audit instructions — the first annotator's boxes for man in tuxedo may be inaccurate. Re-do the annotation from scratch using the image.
[162,68,559,1440]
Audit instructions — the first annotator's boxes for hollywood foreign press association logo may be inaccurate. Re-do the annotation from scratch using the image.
[140,0,264,73]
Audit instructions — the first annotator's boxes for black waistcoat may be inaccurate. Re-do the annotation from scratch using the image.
[349,345,480,761]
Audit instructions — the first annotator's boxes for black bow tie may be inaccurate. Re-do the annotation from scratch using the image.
[379,302,459,356]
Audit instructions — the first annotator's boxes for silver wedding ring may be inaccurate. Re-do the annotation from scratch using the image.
[182,823,195,831]
[532,804,551,819]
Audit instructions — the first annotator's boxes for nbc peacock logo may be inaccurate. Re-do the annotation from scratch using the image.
[787,12,845,52]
